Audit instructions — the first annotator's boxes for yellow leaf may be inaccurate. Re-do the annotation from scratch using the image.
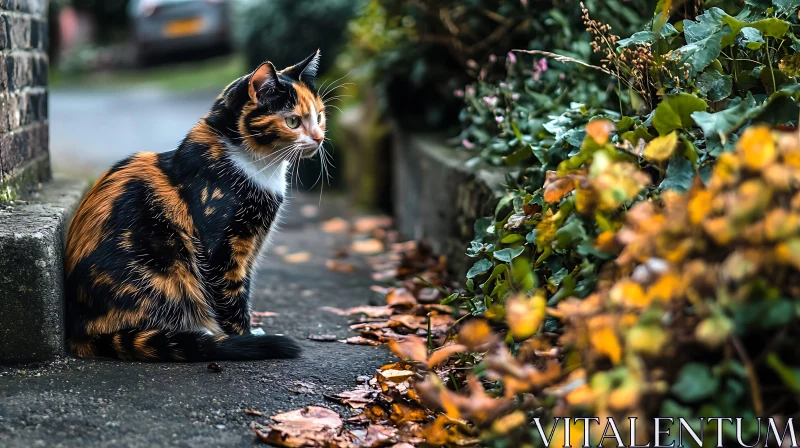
[535,209,557,246]
[646,273,683,302]
[737,126,776,171]
[609,280,648,308]
[644,131,679,162]
[490,411,527,435]
[709,153,741,189]
[776,238,800,269]
[543,175,579,203]
[586,119,614,145]
[589,327,622,364]
[506,293,546,341]
[626,325,667,355]
[608,384,640,411]
[565,384,595,406]
[688,190,713,225]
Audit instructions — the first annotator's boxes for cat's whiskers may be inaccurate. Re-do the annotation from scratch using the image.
[319,72,350,99]
[321,84,354,102]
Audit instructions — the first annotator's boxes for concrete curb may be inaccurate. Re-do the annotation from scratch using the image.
[0,176,90,363]
[391,131,511,278]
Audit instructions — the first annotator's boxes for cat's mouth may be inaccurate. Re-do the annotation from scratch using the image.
[300,145,320,158]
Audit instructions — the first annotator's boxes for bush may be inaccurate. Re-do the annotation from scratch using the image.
[338,0,651,130]
[371,2,800,446]
[232,0,362,72]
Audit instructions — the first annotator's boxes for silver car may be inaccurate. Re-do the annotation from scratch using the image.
[129,0,232,63]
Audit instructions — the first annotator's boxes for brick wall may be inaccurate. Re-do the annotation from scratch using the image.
[0,0,49,196]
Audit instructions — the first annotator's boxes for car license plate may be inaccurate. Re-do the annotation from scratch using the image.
[163,18,204,37]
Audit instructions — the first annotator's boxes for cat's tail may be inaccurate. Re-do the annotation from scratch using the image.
[70,330,301,362]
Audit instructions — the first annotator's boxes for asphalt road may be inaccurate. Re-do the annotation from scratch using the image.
[0,87,393,447]
[50,86,221,177]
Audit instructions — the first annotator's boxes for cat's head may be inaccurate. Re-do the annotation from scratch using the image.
[235,51,325,159]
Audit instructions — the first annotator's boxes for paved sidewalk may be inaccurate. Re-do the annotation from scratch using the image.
[0,194,393,447]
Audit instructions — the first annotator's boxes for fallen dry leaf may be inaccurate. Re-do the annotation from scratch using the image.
[288,381,316,395]
[354,216,393,233]
[328,384,379,409]
[352,239,385,255]
[252,406,353,447]
[308,334,338,342]
[322,217,350,233]
[360,424,398,447]
[322,305,393,318]
[301,204,318,218]
[326,259,356,273]
[245,409,263,416]
[385,288,417,307]
[341,336,382,346]
[284,252,312,264]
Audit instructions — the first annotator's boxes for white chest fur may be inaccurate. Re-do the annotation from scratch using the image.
[225,142,289,196]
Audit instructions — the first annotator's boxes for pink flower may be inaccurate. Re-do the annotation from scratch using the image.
[466,85,475,96]
[507,51,517,64]
[467,59,479,69]
[495,116,504,123]
[482,96,498,107]
[520,0,527,6]
[462,139,475,149]
[511,93,521,100]
[454,89,464,98]
[489,54,497,63]
[538,58,548,72]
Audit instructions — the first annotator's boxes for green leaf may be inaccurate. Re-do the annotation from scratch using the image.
[501,234,524,244]
[440,293,460,306]
[466,259,493,279]
[691,92,758,143]
[653,94,708,135]
[503,145,531,166]
[660,155,695,193]
[773,0,798,17]
[493,246,525,263]
[617,31,655,48]
[696,70,733,101]
[672,363,720,402]
[767,353,800,392]
[721,15,790,46]
[738,27,764,50]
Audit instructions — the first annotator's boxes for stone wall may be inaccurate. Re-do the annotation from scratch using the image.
[391,131,511,278]
[0,0,49,202]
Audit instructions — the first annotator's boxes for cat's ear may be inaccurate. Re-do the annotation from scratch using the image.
[281,50,321,87]
[248,62,282,104]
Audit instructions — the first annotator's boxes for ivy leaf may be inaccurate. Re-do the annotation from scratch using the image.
[493,247,525,263]
[696,70,733,101]
[660,155,695,193]
[672,28,726,74]
[466,259,493,279]
[738,27,764,50]
[772,0,798,17]
[672,363,720,402]
[691,92,758,143]
[653,93,708,135]
[617,31,655,48]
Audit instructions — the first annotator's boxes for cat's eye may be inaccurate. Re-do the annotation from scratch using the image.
[286,116,301,129]
[317,112,323,123]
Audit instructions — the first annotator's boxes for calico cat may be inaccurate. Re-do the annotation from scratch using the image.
[64,51,328,361]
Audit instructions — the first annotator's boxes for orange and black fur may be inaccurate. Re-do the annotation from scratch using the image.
[64,52,328,361]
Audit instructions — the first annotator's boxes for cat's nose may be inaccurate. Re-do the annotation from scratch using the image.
[312,132,324,144]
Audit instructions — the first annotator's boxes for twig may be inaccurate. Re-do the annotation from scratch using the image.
[512,49,614,76]
[731,335,764,416]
